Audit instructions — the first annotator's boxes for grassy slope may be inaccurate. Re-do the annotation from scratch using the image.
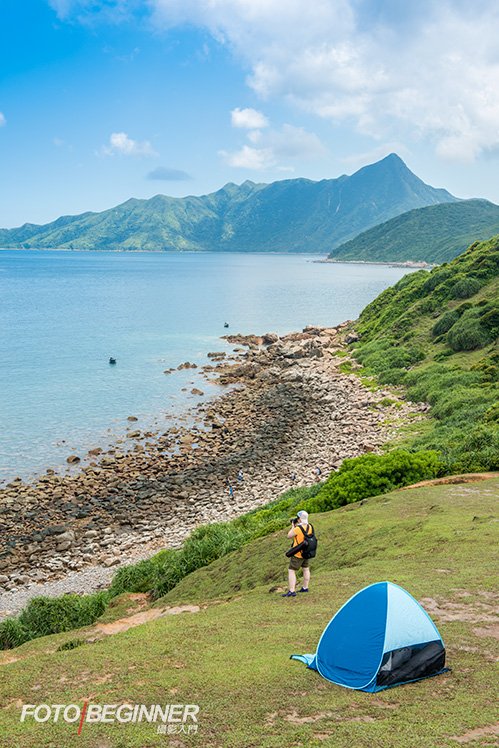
[1,478,498,748]
[329,199,499,264]
[352,235,499,471]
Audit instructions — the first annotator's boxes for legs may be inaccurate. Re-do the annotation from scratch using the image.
[302,566,310,590]
[288,568,297,593]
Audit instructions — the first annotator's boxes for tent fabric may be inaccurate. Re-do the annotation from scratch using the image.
[290,581,448,692]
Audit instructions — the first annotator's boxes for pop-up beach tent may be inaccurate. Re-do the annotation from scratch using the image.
[291,581,448,692]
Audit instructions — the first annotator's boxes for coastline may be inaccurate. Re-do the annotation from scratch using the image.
[0,324,426,618]
[315,258,436,269]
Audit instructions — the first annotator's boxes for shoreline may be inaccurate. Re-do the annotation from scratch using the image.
[0,324,426,618]
[0,246,434,268]
[316,258,436,269]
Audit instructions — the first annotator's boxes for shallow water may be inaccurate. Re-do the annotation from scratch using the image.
[0,250,415,481]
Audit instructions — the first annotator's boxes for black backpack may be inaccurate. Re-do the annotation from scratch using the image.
[301,523,318,559]
[285,523,318,559]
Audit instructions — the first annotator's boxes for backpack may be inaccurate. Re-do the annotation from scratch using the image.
[285,523,318,559]
[301,523,318,559]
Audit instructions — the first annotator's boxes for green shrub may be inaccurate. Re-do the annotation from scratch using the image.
[304,450,443,514]
[57,638,86,651]
[432,310,459,337]
[17,592,109,639]
[0,591,109,650]
[450,276,482,299]
[0,618,30,649]
[447,311,491,351]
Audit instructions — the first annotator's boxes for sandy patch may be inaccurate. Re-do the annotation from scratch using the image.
[450,723,499,744]
[402,473,499,489]
[92,604,201,635]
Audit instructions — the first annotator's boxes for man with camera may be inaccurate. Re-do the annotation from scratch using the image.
[282,510,315,598]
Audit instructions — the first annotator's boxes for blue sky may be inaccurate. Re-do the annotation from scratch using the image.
[1,0,499,227]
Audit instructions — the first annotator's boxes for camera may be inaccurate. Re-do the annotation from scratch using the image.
[290,516,299,525]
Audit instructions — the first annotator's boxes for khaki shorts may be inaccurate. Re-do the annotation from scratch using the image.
[288,555,310,571]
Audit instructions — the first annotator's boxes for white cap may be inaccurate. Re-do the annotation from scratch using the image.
[297,510,309,522]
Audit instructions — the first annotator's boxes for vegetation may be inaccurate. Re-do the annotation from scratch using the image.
[0,451,441,647]
[329,198,499,263]
[1,478,498,747]
[353,234,499,472]
[0,154,455,253]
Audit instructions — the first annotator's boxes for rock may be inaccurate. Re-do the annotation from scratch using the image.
[262,333,279,345]
[177,361,198,370]
[66,455,80,464]
[345,332,360,344]
[127,416,138,422]
[0,574,9,585]
[56,540,72,551]
[191,388,204,396]
[88,447,102,456]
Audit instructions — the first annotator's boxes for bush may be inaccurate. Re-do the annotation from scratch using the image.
[432,310,459,337]
[17,592,109,639]
[447,311,491,351]
[303,450,443,514]
[450,276,482,299]
[0,591,109,650]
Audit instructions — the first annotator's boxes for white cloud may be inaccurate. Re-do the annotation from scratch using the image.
[219,144,276,170]
[221,119,326,171]
[0,112,6,127]
[148,0,499,162]
[101,132,157,157]
[231,107,269,129]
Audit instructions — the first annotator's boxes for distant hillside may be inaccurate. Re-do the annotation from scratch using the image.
[352,234,499,471]
[0,154,457,253]
[329,199,499,263]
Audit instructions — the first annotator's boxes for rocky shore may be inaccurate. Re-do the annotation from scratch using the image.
[0,324,426,618]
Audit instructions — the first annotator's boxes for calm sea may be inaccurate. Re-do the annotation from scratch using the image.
[0,250,415,482]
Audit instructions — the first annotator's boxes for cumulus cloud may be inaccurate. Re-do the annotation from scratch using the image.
[219,145,276,170]
[231,107,269,129]
[221,119,326,170]
[0,112,6,127]
[101,132,157,157]
[148,0,499,162]
[146,166,192,181]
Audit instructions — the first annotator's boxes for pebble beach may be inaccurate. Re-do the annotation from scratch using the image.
[0,323,426,618]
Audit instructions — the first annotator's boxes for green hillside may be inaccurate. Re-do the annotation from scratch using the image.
[1,477,497,748]
[351,234,499,471]
[329,199,499,264]
[0,155,456,253]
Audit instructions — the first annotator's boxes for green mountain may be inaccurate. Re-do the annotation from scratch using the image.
[329,198,499,263]
[0,154,457,252]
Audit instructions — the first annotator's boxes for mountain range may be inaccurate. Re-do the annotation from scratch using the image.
[329,198,499,264]
[0,154,458,253]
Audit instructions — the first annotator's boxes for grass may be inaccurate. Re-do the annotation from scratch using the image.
[352,235,499,472]
[1,477,498,747]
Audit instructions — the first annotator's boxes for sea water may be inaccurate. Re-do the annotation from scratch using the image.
[0,250,415,481]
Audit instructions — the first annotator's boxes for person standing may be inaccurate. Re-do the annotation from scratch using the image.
[282,510,313,598]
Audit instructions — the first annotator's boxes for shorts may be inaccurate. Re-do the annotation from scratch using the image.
[288,555,310,571]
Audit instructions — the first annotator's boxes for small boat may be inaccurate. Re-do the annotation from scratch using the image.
[224,322,229,328]
[109,357,117,365]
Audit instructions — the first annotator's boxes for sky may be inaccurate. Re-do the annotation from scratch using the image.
[1,0,499,227]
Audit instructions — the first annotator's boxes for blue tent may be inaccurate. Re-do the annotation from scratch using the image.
[291,581,448,692]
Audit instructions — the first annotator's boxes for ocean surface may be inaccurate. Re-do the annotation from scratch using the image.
[0,250,416,482]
